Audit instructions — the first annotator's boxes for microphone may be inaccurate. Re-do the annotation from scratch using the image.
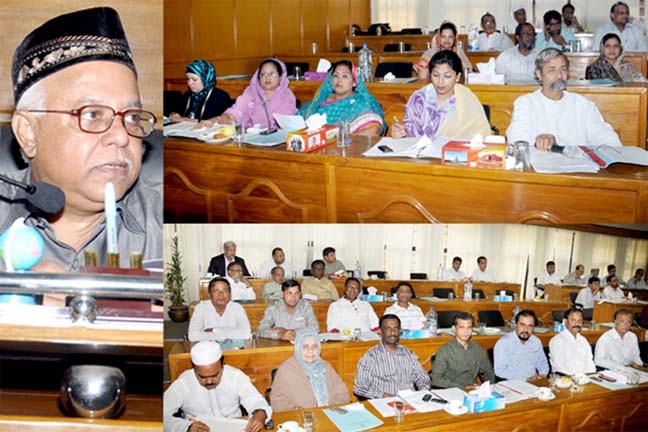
[0,174,65,214]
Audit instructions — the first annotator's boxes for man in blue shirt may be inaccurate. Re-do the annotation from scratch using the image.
[494,309,549,381]
[536,9,576,51]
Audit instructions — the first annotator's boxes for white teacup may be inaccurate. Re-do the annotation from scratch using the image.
[573,374,588,385]
[278,420,300,432]
[536,386,552,399]
[448,399,464,412]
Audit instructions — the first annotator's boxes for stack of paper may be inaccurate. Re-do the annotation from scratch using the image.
[397,388,467,413]
[323,403,383,432]
[362,136,446,158]
[492,380,538,403]
[163,121,218,139]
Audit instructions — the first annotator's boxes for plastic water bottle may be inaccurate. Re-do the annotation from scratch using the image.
[468,23,479,51]
[354,260,362,279]
[358,43,373,83]
[463,279,473,301]
[426,307,438,337]
[511,305,521,330]
[436,263,444,280]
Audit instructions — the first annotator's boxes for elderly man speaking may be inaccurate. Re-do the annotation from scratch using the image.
[1,7,161,271]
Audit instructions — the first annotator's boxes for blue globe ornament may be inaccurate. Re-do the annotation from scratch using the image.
[0,223,45,270]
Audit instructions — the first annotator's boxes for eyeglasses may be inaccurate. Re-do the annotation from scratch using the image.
[259,72,278,78]
[520,31,536,37]
[26,104,157,138]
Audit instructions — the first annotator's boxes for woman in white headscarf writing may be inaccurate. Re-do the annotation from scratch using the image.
[270,329,349,412]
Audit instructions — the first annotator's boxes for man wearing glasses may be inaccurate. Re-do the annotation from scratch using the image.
[496,22,539,82]
[1,7,161,271]
[535,10,576,51]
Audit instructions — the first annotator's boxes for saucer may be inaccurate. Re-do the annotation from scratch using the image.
[555,377,572,389]
[277,425,304,432]
[535,391,555,401]
[444,405,468,416]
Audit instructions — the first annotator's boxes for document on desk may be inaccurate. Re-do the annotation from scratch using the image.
[362,136,450,158]
[164,121,219,138]
[323,403,383,432]
[199,416,248,432]
[532,146,648,173]
[396,388,467,413]
[273,113,306,131]
[492,380,538,403]
[368,396,417,416]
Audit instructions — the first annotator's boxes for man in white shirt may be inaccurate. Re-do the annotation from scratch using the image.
[537,261,562,286]
[258,247,294,279]
[564,264,587,285]
[562,3,584,34]
[164,341,271,432]
[384,282,425,330]
[225,262,256,300]
[442,256,466,281]
[574,276,603,309]
[327,277,379,333]
[507,48,622,150]
[549,308,596,375]
[627,268,647,289]
[535,10,576,52]
[593,2,647,53]
[595,309,643,369]
[471,256,494,282]
[508,4,527,35]
[603,264,626,286]
[188,277,252,342]
[496,22,538,82]
[603,275,625,301]
[478,12,514,51]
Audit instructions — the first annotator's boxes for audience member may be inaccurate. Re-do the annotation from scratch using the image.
[432,311,495,388]
[415,22,473,79]
[442,256,466,281]
[507,48,622,149]
[2,7,162,271]
[198,57,297,130]
[562,3,585,33]
[535,10,576,51]
[168,59,233,122]
[574,276,602,309]
[299,60,385,135]
[603,275,625,301]
[496,23,538,82]
[494,309,548,381]
[327,277,379,333]
[208,240,250,277]
[384,282,426,330]
[512,4,527,26]
[627,268,647,289]
[392,51,491,140]
[259,247,294,279]
[604,264,626,285]
[537,260,562,288]
[563,264,587,285]
[354,315,431,398]
[590,267,601,278]
[271,329,350,412]
[593,2,647,53]
[302,260,339,300]
[595,309,642,369]
[188,277,252,342]
[471,256,495,282]
[164,341,271,432]
[478,12,514,51]
[323,247,346,276]
[226,262,256,300]
[262,266,285,302]
[586,33,646,82]
[258,279,319,341]
[549,308,596,375]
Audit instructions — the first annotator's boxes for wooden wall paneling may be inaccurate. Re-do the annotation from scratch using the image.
[302,0,330,57]
[270,0,303,56]
[163,0,193,80]
[235,0,272,57]
[326,0,350,53]
[192,0,235,60]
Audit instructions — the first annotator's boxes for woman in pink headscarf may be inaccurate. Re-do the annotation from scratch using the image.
[197,58,297,129]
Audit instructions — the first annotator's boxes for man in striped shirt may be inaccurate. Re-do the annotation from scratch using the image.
[353,314,431,399]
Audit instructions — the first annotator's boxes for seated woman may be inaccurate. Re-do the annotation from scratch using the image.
[270,329,350,412]
[385,282,425,330]
[414,22,473,80]
[586,33,646,83]
[198,58,297,129]
[169,59,234,122]
[392,50,491,139]
[298,60,385,136]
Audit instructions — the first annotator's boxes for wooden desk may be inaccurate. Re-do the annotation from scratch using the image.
[592,301,647,322]
[164,137,648,223]
[542,284,583,302]
[165,79,648,149]
[270,381,648,432]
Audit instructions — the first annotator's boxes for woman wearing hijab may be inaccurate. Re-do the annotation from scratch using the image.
[298,60,385,136]
[586,33,646,83]
[198,58,297,130]
[169,59,233,122]
[270,329,349,412]
[414,22,473,80]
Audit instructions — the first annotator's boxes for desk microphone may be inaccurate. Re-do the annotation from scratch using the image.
[0,174,65,214]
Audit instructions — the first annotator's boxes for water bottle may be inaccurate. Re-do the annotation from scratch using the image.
[426,307,438,337]
[358,43,373,83]
[436,263,444,280]
[511,305,521,330]
[463,279,473,301]
[468,23,479,51]
[354,260,362,279]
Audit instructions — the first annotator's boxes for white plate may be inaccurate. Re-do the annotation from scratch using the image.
[535,391,555,401]
[574,376,591,385]
[482,327,502,335]
[197,132,231,144]
[555,378,572,389]
[444,405,468,416]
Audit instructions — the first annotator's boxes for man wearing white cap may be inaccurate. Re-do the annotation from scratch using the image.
[509,4,527,31]
[164,341,272,432]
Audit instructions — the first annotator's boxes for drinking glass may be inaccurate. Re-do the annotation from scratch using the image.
[448,292,454,300]
[353,328,362,341]
[549,373,558,390]
[337,122,351,147]
[302,410,315,432]
[393,401,405,423]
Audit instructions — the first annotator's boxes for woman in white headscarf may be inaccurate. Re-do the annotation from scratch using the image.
[270,329,349,412]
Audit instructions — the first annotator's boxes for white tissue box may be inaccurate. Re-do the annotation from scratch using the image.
[464,391,506,413]
[286,125,339,152]
[467,73,505,85]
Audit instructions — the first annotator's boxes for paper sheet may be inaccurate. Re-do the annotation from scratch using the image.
[323,404,383,432]
[362,136,448,158]
[273,113,306,131]
[492,380,537,403]
[199,417,248,432]
[367,396,416,417]
[396,389,467,413]
[164,121,220,139]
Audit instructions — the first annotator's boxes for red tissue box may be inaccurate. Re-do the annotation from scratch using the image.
[442,140,506,169]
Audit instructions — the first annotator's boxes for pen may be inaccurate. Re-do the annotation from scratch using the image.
[393,116,400,124]
[104,182,117,254]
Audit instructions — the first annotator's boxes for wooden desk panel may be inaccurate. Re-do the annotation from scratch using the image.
[592,302,646,322]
